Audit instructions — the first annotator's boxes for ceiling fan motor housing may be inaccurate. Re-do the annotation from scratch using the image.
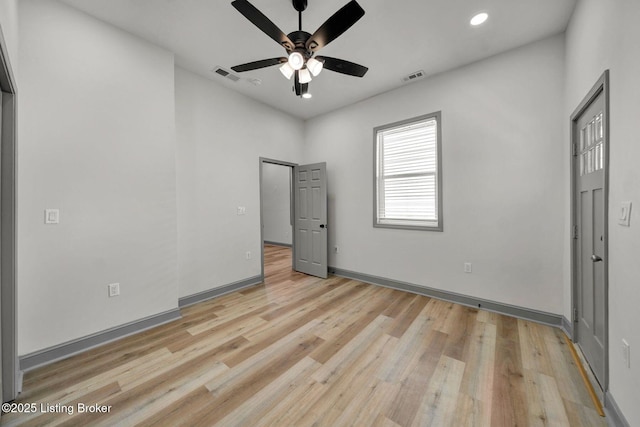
[287,30,313,55]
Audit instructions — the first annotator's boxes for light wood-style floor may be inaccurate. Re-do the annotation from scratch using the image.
[3,244,605,426]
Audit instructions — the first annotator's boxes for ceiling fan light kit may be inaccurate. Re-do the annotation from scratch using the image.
[306,57,323,76]
[230,0,368,98]
[298,68,312,84]
[288,51,305,70]
[279,62,295,79]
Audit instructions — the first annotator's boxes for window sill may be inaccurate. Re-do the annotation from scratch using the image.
[374,220,443,232]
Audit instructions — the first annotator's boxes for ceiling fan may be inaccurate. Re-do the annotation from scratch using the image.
[230,0,368,98]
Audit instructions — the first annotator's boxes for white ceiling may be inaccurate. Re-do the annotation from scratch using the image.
[59,0,576,119]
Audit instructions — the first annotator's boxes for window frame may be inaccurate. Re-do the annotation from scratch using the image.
[373,111,443,231]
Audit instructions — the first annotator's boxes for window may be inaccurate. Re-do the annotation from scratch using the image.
[374,112,442,231]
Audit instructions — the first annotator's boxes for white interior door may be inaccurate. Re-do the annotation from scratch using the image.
[293,163,328,278]
[574,81,607,389]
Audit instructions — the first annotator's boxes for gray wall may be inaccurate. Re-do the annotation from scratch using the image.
[0,0,18,78]
[261,163,292,246]
[17,0,306,355]
[303,35,566,315]
[175,68,302,299]
[565,0,640,423]
[17,0,178,355]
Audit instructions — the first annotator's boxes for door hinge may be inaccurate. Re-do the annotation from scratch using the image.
[573,308,578,322]
[572,143,577,156]
[572,225,578,239]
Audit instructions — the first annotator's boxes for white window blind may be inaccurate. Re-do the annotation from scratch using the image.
[375,113,441,230]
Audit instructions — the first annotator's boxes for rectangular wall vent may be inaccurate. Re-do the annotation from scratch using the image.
[212,66,241,82]
[402,70,426,83]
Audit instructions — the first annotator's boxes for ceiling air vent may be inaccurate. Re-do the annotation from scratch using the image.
[212,66,241,82]
[402,70,426,83]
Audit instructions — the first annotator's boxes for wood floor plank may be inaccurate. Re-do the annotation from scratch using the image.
[378,300,437,383]
[381,290,417,319]
[298,331,398,426]
[120,335,248,392]
[311,314,392,384]
[385,294,430,338]
[536,372,572,426]
[457,321,497,425]
[431,300,461,334]
[336,380,401,427]
[518,319,555,377]
[133,386,215,427]
[490,335,529,426]
[257,276,348,322]
[412,355,465,427]
[309,293,393,364]
[386,329,449,426]
[442,305,479,362]
[11,347,173,424]
[562,397,607,427]
[243,279,371,343]
[543,328,594,406]
[254,377,325,426]
[194,335,325,425]
[215,356,322,427]
[91,361,229,427]
[9,244,607,427]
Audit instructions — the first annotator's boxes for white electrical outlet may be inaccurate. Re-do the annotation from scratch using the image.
[246,251,251,260]
[464,262,472,273]
[108,283,120,297]
[237,206,246,216]
[622,339,630,368]
[334,246,339,254]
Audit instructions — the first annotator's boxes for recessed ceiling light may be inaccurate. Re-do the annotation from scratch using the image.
[302,93,312,99]
[470,12,488,26]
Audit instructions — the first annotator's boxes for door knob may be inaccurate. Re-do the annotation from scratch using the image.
[591,254,603,262]
[319,224,326,229]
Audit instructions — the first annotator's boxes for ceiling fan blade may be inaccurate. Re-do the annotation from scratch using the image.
[306,0,365,52]
[316,56,368,77]
[231,0,294,51]
[231,57,287,72]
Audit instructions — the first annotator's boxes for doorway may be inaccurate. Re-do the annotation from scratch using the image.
[259,158,296,281]
[571,70,609,393]
[0,31,18,402]
[259,158,329,281]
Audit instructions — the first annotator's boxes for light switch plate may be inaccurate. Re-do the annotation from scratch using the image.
[108,283,120,297]
[45,209,60,224]
[618,201,632,226]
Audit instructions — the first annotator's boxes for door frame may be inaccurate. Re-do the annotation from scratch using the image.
[258,157,297,281]
[0,26,19,402]
[570,70,610,392]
